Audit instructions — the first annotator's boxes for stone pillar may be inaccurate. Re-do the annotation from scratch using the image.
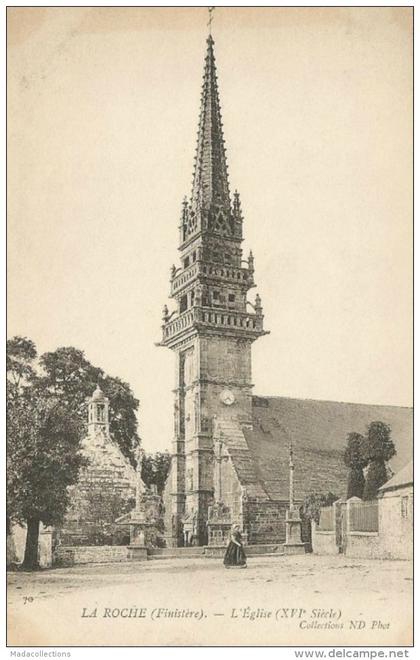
[134,446,146,510]
[283,441,305,554]
[333,498,346,552]
[346,496,362,535]
[126,450,162,561]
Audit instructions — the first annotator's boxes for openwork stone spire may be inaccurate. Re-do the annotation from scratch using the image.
[191,35,231,217]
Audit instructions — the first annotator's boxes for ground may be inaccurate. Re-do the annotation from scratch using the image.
[7,554,413,647]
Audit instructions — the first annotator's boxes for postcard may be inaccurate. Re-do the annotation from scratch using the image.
[7,6,413,648]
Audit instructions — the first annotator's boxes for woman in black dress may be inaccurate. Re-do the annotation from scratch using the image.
[223,525,247,568]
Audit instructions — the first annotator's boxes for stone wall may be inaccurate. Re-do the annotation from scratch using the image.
[378,486,413,560]
[205,543,283,558]
[198,337,254,431]
[7,524,53,568]
[345,532,382,559]
[166,333,256,546]
[311,488,414,560]
[54,545,128,567]
[311,526,338,555]
[244,499,288,544]
[62,430,136,544]
[200,336,252,386]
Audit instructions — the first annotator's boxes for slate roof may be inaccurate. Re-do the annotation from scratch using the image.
[231,396,414,502]
[217,419,268,498]
[379,461,413,492]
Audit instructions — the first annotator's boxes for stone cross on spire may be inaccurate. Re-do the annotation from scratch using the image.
[207,7,215,34]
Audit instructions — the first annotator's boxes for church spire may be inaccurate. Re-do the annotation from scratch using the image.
[191,35,231,217]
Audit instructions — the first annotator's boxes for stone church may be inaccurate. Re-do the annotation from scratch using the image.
[159,35,413,548]
[61,385,137,544]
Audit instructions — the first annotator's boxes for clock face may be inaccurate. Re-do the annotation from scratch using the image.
[220,389,235,406]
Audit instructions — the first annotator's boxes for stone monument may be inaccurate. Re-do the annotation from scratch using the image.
[206,438,232,547]
[283,441,305,554]
[119,447,162,560]
[207,501,232,547]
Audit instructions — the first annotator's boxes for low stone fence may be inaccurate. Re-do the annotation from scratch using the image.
[317,506,334,531]
[344,500,381,559]
[54,543,286,566]
[54,545,128,567]
[311,522,337,555]
[312,498,385,559]
[345,532,382,559]
[311,506,338,555]
[204,543,284,558]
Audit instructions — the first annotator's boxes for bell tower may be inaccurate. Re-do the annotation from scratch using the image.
[159,35,268,546]
[87,384,110,441]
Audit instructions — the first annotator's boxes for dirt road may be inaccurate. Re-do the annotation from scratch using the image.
[7,554,413,646]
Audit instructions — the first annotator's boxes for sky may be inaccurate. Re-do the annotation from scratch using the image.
[8,7,413,452]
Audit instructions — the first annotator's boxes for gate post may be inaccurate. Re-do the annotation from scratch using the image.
[333,499,345,553]
[345,496,362,555]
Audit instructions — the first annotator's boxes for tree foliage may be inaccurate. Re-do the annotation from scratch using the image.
[37,346,140,464]
[363,421,395,463]
[6,336,37,397]
[342,421,396,502]
[301,491,338,525]
[344,432,367,499]
[7,388,85,568]
[7,335,141,568]
[363,460,389,501]
[362,421,395,500]
[141,452,171,495]
[7,393,85,525]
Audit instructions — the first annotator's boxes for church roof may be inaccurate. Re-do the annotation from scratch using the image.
[191,35,231,215]
[231,396,414,501]
[378,460,413,492]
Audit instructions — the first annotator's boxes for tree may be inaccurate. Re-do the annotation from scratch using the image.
[7,336,140,568]
[101,375,140,465]
[301,491,338,525]
[6,336,37,398]
[141,451,171,495]
[37,346,140,464]
[343,432,368,499]
[37,346,101,411]
[7,390,85,569]
[362,421,396,500]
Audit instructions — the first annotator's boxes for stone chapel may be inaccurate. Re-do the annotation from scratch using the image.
[61,385,137,544]
[159,35,413,548]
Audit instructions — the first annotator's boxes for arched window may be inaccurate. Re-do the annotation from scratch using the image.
[96,404,105,423]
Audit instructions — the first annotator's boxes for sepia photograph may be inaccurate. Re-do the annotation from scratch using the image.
[6,5,413,648]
